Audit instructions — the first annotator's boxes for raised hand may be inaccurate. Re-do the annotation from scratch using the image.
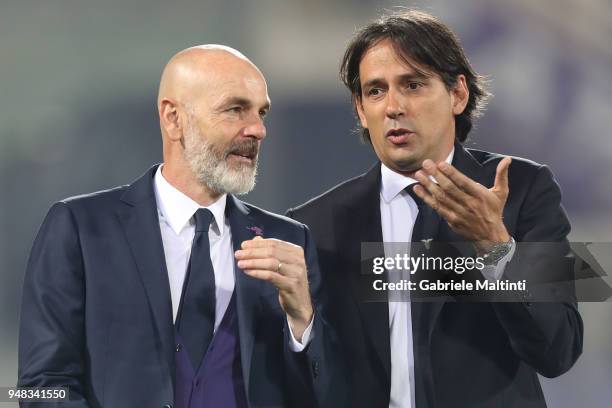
[412,157,512,253]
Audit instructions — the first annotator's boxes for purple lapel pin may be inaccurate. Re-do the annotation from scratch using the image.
[247,226,264,236]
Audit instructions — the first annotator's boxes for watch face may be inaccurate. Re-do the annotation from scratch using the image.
[483,240,513,265]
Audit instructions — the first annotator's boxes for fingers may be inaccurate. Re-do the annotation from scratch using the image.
[241,268,294,290]
[413,184,462,227]
[242,237,300,251]
[414,158,512,243]
[436,160,485,196]
[420,160,467,203]
[236,240,303,266]
[414,159,487,229]
[236,257,282,272]
[414,162,466,215]
[235,238,306,280]
[236,246,286,262]
[238,238,302,263]
[493,157,512,196]
[236,257,302,277]
[237,238,312,322]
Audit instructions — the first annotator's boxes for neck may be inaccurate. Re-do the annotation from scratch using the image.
[161,162,223,207]
[394,142,455,179]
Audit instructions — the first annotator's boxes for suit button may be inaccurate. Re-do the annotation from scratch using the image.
[176,344,182,352]
[163,404,173,408]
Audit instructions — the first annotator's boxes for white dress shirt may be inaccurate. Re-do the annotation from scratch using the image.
[153,165,311,351]
[380,149,514,408]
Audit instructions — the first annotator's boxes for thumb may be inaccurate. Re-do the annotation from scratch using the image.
[493,157,512,197]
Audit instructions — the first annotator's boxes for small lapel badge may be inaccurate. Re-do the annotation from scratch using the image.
[247,226,264,236]
[421,238,434,250]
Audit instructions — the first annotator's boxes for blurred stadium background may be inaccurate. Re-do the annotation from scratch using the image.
[1,0,611,406]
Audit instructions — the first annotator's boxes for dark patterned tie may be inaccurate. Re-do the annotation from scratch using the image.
[176,208,216,369]
[406,184,426,243]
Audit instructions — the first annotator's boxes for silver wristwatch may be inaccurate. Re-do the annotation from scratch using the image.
[481,237,515,266]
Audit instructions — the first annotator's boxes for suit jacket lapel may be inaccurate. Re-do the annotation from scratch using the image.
[336,164,392,384]
[451,141,485,190]
[118,165,176,389]
[226,195,262,400]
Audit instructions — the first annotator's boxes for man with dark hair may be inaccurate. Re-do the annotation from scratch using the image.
[340,10,490,145]
[288,10,582,408]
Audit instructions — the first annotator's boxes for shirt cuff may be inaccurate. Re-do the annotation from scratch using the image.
[287,314,315,352]
[480,238,517,281]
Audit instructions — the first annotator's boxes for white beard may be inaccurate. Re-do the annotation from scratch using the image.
[182,119,258,195]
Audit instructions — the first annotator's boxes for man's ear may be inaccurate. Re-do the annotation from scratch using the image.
[355,96,368,129]
[159,98,183,141]
[451,74,469,115]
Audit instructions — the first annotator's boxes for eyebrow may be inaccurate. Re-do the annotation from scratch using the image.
[221,96,270,112]
[362,72,431,91]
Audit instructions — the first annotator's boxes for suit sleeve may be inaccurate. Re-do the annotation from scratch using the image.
[18,202,91,407]
[492,165,584,378]
[283,224,349,408]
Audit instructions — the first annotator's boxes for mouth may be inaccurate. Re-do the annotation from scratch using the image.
[227,144,258,165]
[228,152,257,164]
[385,128,415,145]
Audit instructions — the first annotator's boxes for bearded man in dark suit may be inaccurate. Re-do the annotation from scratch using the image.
[19,45,344,408]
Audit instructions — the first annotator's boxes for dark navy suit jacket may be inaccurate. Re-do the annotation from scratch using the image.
[288,143,583,408]
[18,165,345,408]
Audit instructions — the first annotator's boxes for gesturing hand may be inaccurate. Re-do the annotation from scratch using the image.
[235,236,313,341]
[412,157,512,253]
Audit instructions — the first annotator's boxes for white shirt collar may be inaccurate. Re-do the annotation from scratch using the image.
[153,164,227,235]
[380,148,455,203]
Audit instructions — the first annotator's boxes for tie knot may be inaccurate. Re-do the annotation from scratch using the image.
[405,184,425,210]
[193,208,213,233]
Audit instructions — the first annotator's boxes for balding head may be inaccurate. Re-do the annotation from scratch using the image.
[157,45,261,107]
[157,45,270,203]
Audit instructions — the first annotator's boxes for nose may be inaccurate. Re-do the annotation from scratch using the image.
[385,89,405,120]
[243,114,266,140]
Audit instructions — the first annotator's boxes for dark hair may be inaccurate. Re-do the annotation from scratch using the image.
[340,10,491,143]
